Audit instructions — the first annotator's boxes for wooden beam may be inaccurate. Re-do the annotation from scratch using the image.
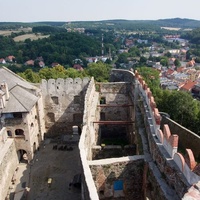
[93,121,134,125]
[98,104,134,107]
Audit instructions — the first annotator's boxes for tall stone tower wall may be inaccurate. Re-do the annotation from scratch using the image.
[41,77,90,137]
[0,128,18,200]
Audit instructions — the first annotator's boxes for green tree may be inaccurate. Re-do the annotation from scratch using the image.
[166,91,199,130]
[128,47,140,57]
[117,52,129,63]
[66,68,85,79]
[174,58,181,67]
[136,66,160,93]
[139,56,147,64]
[18,69,41,83]
[160,58,168,66]
[86,62,112,82]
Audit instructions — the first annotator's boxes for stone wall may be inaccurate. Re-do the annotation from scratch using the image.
[41,78,90,137]
[0,128,18,200]
[97,82,135,146]
[92,145,136,160]
[161,116,200,160]
[3,95,45,161]
[79,77,100,200]
[98,82,130,121]
[89,156,144,200]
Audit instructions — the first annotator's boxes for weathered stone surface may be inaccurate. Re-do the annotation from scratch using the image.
[0,140,18,200]
[90,160,144,200]
[41,78,89,137]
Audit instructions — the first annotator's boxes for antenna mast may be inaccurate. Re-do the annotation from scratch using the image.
[102,34,104,57]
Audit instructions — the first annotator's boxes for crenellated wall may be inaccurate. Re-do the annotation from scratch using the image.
[161,116,200,161]
[41,77,90,137]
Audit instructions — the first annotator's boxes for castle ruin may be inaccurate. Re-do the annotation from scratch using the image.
[0,67,200,200]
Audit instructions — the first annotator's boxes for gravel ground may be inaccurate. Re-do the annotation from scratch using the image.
[28,140,82,200]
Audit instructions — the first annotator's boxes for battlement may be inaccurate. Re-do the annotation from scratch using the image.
[41,77,90,96]
[135,69,200,184]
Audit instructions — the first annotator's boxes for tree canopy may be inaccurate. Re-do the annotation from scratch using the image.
[17,62,112,83]
[137,67,200,135]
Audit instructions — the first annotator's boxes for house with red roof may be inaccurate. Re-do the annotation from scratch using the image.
[6,55,15,62]
[165,68,177,79]
[0,58,6,64]
[180,80,197,92]
[73,64,83,71]
[51,62,60,67]
[25,60,34,66]
[125,39,134,47]
[186,60,195,67]
[176,67,185,73]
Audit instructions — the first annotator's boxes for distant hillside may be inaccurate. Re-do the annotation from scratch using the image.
[63,18,200,31]
[0,18,200,31]
[155,18,200,28]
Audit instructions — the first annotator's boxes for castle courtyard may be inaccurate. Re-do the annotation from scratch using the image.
[9,139,81,200]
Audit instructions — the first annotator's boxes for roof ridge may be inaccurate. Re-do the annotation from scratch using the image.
[1,66,28,82]
[1,66,39,91]
[16,82,38,92]
[10,89,29,112]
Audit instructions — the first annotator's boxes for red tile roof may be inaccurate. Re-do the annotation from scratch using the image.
[51,62,60,67]
[176,67,185,73]
[166,68,175,76]
[25,60,34,66]
[73,64,83,71]
[180,80,197,91]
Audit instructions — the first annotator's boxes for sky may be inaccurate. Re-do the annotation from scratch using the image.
[1,0,200,22]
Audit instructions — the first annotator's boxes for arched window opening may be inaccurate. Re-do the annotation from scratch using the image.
[33,142,37,153]
[17,150,28,163]
[100,97,106,104]
[47,112,55,122]
[51,96,59,105]
[7,130,12,137]
[15,129,24,136]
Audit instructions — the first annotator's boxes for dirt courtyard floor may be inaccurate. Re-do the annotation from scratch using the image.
[27,139,82,200]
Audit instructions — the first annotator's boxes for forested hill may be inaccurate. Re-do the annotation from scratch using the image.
[0,32,102,66]
[1,18,200,31]
[62,18,200,30]
[69,18,200,29]
[155,18,200,28]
